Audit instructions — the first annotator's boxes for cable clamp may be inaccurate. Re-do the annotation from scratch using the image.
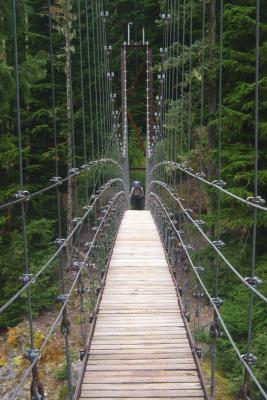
[80,163,89,170]
[184,312,190,322]
[193,288,203,299]
[56,294,68,303]
[196,172,206,179]
[104,45,112,55]
[55,238,67,247]
[245,276,262,288]
[184,244,194,251]
[160,13,171,21]
[241,353,257,366]
[246,196,265,205]
[50,176,62,184]
[212,179,226,188]
[83,241,93,250]
[212,240,225,249]
[60,314,71,337]
[195,347,202,359]
[100,11,109,18]
[209,320,221,339]
[80,350,86,361]
[194,266,205,274]
[211,297,224,308]
[73,261,84,270]
[25,349,40,361]
[76,287,90,295]
[194,219,205,226]
[184,167,194,174]
[72,217,83,225]
[19,273,33,285]
[177,229,184,235]
[107,72,115,80]
[13,190,30,200]
[185,208,193,214]
[69,167,79,175]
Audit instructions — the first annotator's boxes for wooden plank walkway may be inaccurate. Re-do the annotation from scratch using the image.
[80,210,205,399]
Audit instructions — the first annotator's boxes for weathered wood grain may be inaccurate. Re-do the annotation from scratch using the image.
[80,210,204,399]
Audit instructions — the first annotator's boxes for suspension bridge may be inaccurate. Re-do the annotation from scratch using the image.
[0,1,266,400]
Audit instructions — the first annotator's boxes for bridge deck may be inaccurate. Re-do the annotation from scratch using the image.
[80,210,205,399]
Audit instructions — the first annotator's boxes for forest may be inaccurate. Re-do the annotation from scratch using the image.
[0,0,267,399]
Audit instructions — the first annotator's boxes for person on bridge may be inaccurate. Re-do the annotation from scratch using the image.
[130,180,144,210]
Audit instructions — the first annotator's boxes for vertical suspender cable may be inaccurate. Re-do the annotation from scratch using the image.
[243,0,260,394]
[12,0,34,350]
[174,0,180,162]
[91,0,100,160]
[85,0,95,161]
[180,0,185,156]
[200,0,205,172]
[211,1,223,399]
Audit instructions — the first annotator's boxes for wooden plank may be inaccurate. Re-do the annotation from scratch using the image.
[79,210,205,399]
[80,389,204,398]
